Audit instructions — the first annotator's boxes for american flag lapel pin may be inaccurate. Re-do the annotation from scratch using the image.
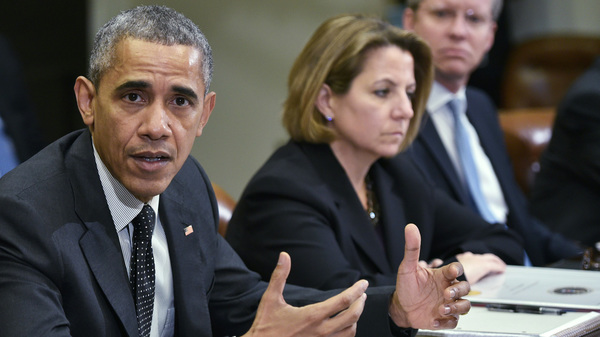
[184,225,194,236]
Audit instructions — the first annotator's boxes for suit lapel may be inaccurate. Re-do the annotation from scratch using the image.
[79,224,138,337]
[418,116,471,205]
[303,143,391,274]
[371,163,406,269]
[67,131,138,337]
[160,176,211,335]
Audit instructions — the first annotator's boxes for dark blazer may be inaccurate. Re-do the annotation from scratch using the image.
[0,130,404,337]
[0,36,46,162]
[226,141,524,291]
[406,86,582,266]
[530,58,600,246]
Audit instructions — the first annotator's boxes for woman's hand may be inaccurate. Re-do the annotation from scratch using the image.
[456,252,506,284]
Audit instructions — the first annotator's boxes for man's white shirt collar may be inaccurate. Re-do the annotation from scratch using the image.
[92,142,160,233]
[427,81,467,116]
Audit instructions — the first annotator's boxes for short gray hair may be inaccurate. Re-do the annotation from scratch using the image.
[88,5,213,94]
[406,0,503,21]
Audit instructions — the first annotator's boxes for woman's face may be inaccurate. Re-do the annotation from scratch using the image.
[326,46,416,161]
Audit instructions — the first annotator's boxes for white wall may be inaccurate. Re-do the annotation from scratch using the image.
[88,0,388,199]
[507,0,600,43]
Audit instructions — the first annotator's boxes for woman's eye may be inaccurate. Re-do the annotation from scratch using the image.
[374,89,390,97]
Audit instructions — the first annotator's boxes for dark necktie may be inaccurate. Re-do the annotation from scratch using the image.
[130,204,156,337]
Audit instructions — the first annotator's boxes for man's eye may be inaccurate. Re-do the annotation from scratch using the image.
[125,93,141,102]
[433,9,453,18]
[174,97,189,106]
[466,15,484,24]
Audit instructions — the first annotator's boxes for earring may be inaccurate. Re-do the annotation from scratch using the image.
[325,115,333,122]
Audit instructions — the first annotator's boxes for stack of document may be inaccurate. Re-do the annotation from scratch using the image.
[417,266,600,337]
[466,265,600,311]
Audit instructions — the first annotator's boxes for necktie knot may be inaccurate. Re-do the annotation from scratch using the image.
[132,204,155,242]
[447,98,461,118]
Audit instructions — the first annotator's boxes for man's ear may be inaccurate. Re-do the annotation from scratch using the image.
[196,91,216,137]
[314,83,335,121]
[484,22,498,54]
[403,7,416,31]
[74,76,96,129]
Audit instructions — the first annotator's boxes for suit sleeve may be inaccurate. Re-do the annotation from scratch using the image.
[0,194,71,336]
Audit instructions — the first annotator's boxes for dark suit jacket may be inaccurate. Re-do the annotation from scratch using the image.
[0,130,405,337]
[0,36,46,162]
[406,87,582,266]
[226,141,523,291]
[530,58,600,246]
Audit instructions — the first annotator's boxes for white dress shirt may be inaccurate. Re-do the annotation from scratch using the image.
[426,82,508,224]
[93,145,175,337]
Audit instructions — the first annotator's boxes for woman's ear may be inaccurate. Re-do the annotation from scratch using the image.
[74,76,96,129]
[315,83,335,121]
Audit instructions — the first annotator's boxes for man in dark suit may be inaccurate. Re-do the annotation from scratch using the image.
[530,58,600,247]
[400,0,581,266]
[0,5,471,337]
[0,35,46,176]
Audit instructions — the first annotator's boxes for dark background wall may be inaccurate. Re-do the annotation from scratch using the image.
[0,1,88,144]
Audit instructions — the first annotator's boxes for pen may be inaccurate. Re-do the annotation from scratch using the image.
[486,304,566,315]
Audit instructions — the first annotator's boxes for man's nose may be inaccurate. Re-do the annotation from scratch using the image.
[141,103,172,140]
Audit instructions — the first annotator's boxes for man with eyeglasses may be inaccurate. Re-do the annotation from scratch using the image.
[400,0,582,268]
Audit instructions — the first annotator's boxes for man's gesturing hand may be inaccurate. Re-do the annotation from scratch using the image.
[389,224,471,330]
[244,252,368,337]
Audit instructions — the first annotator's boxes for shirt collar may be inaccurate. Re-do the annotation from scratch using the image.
[92,141,160,233]
[427,81,467,116]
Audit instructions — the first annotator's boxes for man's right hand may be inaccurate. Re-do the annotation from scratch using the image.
[243,252,368,337]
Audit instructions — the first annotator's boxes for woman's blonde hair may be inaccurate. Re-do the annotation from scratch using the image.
[282,14,433,151]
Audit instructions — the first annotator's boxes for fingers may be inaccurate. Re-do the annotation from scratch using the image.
[263,252,291,303]
[319,279,368,316]
[456,252,506,283]
[445,280,470,301]
[441,261,463,281]
[429,258,443,268]
[433,299,471,329]
[418,258,443,269]
[326,291,367,334]
[433,316,459,330]
[305,280,367,334]
[402,223,421,271]
[440,298,471,317]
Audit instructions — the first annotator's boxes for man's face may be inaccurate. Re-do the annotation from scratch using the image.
[75,38,216,202]
[404,0,496,87]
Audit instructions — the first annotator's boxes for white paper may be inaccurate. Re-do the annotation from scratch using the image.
[466,266,600,311]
